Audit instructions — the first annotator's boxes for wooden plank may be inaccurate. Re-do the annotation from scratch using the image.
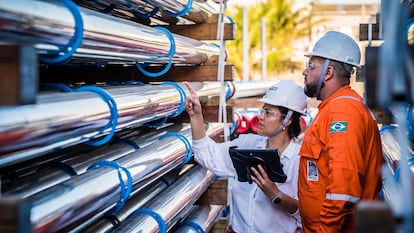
[40,64,234,84]
[210,217,229,233]
[196,178,228,205]
[0,45,38,106]
[138,64,233,82]
[165,23,235,41]
[0,197,31,233]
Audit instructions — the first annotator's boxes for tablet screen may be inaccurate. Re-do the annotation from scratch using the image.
[229,146,287,183]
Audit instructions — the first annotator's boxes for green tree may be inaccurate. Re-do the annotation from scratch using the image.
[226,0,317,80]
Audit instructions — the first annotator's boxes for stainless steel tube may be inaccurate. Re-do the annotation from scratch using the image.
[3,124,190,198]
[0,0,220,64]
[77,164,194,233]
[25,123,223,232]
[111,165,215,233]
[231,80,282,99]
[0,82,222,167]
[174,205,226,233]
[75,0,222,24]
[380,125,414,202]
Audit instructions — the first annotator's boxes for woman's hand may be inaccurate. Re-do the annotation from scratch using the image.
[184,81,202,117]
[183,81,206,140]
[252,164,298,213]
[251,164,279,200]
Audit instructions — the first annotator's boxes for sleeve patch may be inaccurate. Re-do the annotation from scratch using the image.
[329,121,348,133]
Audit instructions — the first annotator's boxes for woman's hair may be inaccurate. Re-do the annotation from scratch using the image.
[278,106,301,138]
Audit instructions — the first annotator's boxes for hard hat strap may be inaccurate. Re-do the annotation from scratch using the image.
[268,110,293,138]
[316,59,331,99]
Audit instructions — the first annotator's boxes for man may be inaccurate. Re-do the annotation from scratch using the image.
[298,31,383,233]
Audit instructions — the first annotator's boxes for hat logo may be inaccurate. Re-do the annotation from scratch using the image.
[269,86,278,92]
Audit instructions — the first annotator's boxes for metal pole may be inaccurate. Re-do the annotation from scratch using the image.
[242,6,249,81]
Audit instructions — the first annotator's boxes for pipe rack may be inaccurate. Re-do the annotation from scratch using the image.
[75,0,223,25]
[76,164,195,233]
[2,124,189,198]
[111,165,215,233]
[174,205,226,233]
[0,0,220,65]
[16,123,223,232]
[0,82,224,167]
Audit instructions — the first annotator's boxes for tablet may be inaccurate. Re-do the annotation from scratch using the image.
[229,146,287,184]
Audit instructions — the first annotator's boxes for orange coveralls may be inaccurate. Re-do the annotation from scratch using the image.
[298,86,383,233]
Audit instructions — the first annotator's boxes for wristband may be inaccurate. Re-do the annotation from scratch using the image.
[272,191,283,205]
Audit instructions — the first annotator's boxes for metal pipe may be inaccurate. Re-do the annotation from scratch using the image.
[24,123,223,232]
[2,124,189,198]
[379,125,414,205]
[231,80,277,99]
[75,164,195,233]
[0,0,220,65]
[0,82,222,167]
[75,0,222,24]
[173,205,226,233]
[111,165,215,233]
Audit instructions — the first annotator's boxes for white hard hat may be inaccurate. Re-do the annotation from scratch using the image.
[258,80,307,115]
[305,31,361,67]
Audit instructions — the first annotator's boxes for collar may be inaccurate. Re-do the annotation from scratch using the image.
[318,85,359,110]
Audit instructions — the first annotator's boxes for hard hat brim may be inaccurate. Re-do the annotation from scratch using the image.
[304,52,361,68]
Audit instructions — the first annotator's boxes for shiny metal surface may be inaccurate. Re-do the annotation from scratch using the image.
[0,0,220,64]
[174,205,226,233]
[0,82,222,167]
[75,0,222,24]
[26,123,223,232]
[76,164,194,233]
[380,126,403,172]
[231,80,281,99]
[3,124,189,198]
[380,125,414,202]
[112,165,215,233]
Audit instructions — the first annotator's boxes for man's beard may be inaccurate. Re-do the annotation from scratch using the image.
[304,80,318,97]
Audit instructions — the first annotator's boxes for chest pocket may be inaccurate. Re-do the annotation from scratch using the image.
[301,135,322,160]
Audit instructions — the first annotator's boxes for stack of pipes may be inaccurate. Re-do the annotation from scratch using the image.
[0,1,274,232]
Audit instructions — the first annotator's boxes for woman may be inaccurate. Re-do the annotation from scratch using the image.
[184,80,307,233]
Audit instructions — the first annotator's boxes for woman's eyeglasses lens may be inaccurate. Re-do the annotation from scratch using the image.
[260,108,278,118]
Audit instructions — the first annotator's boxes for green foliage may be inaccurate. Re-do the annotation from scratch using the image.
[226,0,315,79]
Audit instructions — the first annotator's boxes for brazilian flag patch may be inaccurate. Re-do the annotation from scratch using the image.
[329,121,348,133]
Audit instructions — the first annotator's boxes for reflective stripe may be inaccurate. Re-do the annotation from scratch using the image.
[326,193,360,203]
[331,95,361,102]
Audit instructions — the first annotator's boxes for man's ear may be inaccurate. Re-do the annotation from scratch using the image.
[324,66,334,80]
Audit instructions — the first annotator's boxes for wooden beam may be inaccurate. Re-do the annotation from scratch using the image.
[210,217,229,233]
[40,64,233,84]
[165,23,235,41]
[165,13,235,40]
[0,45,38,106]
